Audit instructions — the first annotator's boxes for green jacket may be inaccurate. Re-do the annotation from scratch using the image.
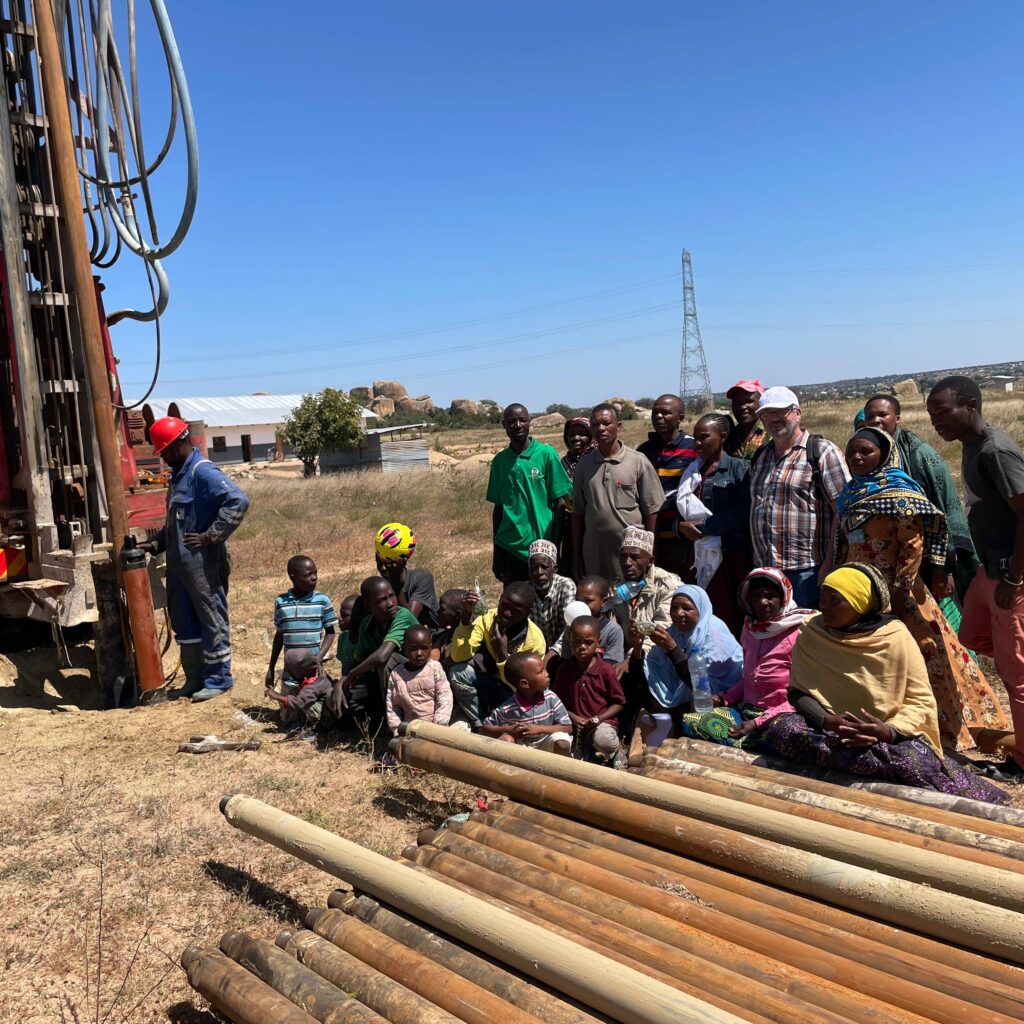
[895,428,978,571]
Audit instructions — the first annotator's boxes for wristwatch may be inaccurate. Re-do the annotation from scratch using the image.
[590,716,601,726]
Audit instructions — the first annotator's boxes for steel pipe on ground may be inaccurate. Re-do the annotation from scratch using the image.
[397,852,778,1024]
[180,946,320,1024]
[305,908,544,1024]
[501,801,1024,993]
[441,817,1021,1024]
[277,929,463,1024]
[655,738,1024,840]
[641,754,1024,871]
[391,737,1024,963]
[397,724,1024,911]
[219,931,386,1023]
[219,794,747,1024]
[327,893,609,1024]
[422,826,949,1024]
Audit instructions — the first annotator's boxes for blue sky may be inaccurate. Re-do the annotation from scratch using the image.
[111,1,1024,411]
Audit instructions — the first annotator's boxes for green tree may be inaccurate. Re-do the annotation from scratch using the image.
[282,389,364,476]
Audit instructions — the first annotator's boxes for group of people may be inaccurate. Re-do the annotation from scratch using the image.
[468,374,1022,799]
[146,372,1024,802]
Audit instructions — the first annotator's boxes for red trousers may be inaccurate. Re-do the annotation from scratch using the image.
[959,569,1024,769]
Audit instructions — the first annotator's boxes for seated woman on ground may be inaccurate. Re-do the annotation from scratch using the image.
[638,585,743,730]
[763,563,1008,804]
[680,568,810,746]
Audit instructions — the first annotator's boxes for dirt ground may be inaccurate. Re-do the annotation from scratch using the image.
[2,401,1023,1022]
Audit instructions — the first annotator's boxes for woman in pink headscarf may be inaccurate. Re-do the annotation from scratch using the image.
[680,567,811,744]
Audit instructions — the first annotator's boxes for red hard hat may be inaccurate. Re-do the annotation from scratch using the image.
[150,415,189,455]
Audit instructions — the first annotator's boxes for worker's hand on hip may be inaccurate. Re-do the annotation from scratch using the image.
[137,540,157,554]
[183,532,209,551]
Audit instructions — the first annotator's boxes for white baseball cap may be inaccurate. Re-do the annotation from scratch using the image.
[757,386,800,412]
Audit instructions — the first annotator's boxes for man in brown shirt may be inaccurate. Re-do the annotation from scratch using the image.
[572,403,663,583]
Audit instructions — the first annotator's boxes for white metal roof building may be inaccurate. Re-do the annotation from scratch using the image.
[146,394,377,464]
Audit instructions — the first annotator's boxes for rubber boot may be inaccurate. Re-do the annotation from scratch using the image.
[170,643,204,700]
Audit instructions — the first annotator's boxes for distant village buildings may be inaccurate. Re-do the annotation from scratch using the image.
[147,394,378,465]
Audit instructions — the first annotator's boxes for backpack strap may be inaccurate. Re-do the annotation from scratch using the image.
[805,433,825,505]
[751,433,826,504]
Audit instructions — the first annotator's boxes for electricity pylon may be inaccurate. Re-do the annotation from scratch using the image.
[678,249,713,414]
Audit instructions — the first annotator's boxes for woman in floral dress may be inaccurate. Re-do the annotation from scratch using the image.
[835,427,1008,751]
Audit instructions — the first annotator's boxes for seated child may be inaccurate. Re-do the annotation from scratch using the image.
[547,575,625,670]
[554,616,626,764]
[264,648,332,729]
[386,625,453,736]
[433,588,467,665]
[266,555,337,695]
[481,652,572,754]
[680,568,807,745]
[448,581,546,727]
[328,577,419,727]
[335,594,359,674]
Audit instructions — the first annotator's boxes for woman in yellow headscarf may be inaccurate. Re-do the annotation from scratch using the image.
[762,564,1006,802]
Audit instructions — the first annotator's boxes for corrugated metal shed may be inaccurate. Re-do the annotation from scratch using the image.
[147,394,376,428]
[320,425,429,474]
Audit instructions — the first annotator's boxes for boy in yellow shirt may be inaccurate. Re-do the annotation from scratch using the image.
[448,581,546,727]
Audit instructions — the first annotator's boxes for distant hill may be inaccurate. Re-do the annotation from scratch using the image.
[720,359,1024,403]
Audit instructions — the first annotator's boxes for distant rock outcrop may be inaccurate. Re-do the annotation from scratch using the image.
[373,380,408,400]
[892,378,922,404]
[349,386,372,405]
[369,396,395,417]
[449,399,479,416]
[604,396,636,415]
[396,396,435,415]
[530,412,565,428]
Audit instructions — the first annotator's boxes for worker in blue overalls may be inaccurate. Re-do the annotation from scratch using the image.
[140,416,250,701]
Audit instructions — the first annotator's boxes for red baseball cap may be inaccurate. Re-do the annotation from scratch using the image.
[726,379,765,399]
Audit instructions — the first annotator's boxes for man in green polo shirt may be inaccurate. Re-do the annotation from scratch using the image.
[487,403,573,583]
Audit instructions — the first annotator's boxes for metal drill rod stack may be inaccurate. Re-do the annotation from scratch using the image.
[196,726,1024,1023]
[649,735,1024,829]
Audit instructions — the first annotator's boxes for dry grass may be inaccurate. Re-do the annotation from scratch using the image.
[2,392,1023,1021]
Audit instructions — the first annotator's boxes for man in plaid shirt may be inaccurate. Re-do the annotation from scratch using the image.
[527,539,576,646]
[749,387,850,609]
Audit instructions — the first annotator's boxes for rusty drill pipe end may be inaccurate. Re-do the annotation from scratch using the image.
[304,907,329,931]
[401,843,420,860]
[327,890,356,911]
[388,736,403,755]
[180,945,206,970]
[275,929,295,950]
[219,794,237,815]
[397,721,411,736]
[417,829,438,846]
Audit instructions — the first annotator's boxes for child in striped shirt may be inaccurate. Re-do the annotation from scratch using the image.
[266,555,338,696]
[481,652,572,754]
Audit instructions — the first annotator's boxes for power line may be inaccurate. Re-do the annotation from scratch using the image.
[120,314,1022,391]
[118,299,680,366]
[120,327,681,390]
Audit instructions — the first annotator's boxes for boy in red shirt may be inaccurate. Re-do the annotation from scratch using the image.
[554,616,626,764]
[264,648,332,731]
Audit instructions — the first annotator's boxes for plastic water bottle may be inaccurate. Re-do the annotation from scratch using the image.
[601,578,647,612]
[688,649,714,713]
[472,577,487,618]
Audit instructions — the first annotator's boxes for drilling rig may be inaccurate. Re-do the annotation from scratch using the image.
[0,0,197,703]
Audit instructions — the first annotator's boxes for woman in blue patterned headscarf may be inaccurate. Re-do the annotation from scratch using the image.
[836,427,1009,752]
